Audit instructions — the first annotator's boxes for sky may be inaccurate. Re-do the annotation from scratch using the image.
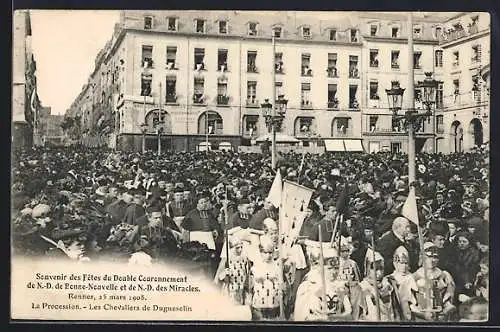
[30,10,120,115]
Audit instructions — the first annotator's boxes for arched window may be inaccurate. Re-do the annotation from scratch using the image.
[145,109,172,134]
[198,111,223,135]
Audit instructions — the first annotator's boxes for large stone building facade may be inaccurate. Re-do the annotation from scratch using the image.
[68,11,489,153]
[12,10,41,149]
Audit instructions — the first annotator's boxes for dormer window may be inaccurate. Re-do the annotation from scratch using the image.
[350,29,358,42]
[392,26,399,38]
[273,27,283,38]
[144,16,153,30]
[370,25,377,37]
[167,17,178,32]
[219,20,228,34]
[248,22,258,36]
[195,19,205,33]
[413,26,422,39]
[329,29,337,41]
[302,26,311,39]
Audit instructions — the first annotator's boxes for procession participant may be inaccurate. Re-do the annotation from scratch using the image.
[214,235,250,305]
[377,217,412,275]
[122,188,148,226]
[358,249,400,321]
[406,242,457,322]
[294,247,352,321]
[181,194,221,234]
[249,198,279,230]
[387,246,413,320]
[338,237,362,320]
[249,235,283,321]
[228,198,253,229]
[166,187,190,221]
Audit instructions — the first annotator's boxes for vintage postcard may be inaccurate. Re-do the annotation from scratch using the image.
[11,9,490,323]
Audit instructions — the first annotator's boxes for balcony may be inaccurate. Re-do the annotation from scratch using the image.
[301,100,313,109]
[471,56,481,64]
[302,67,313,77]
[217,63,228,72]
[194,62,206,71]
[437,126,444,134]
[246,98,259,108]
[370,60,379,68]
[275,63,284,74]
[348,68,359,78]
[326,68,338,78]
[349,100,360,109]
[165,94,177,103]
[327,100,339,110]
[247,65,258,73]
[217,94,230,106]
[391,62,400,69]
[414,63,422,70]
[193,93,206,105]
[332,130,353,138]
[142,58,153,69]
[166,61,177,70]
[243,129,259,138]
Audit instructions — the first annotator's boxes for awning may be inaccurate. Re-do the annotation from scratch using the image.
[324,139,345,152]
[324,139,364,152]
[255,133,300,143]
[344,139,364,152]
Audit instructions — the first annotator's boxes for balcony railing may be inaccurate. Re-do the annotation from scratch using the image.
[217,95,230,105]
[326,68,338,77]
[332,130,352,138]
[437,126,445,134]
[246,98,259,107]
[165,94,177,103]
[193,93,205,104]
[302,67,313,76]
[243,130,258,138]
[327,100,339,109]
[348,68,359,78]
[349,100,360,109]
[471,56,481,63]
[301,100,313,109]
[370,60,379,68]
[247,65,258,73]
[142,58,153,68]
[391,62,400,69]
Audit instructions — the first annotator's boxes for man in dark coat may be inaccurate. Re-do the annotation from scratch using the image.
[249,198,279,230]
[376,216,411,275]
[181,195,221,234]
[122,188,148,226]
[105,188,128,225]
[228,198,253,229]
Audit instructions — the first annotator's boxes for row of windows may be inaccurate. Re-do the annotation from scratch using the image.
[143,15,357,41]
[141,45,361,76]
[140,73,363,109]
[451,45,483,67]
[143,45,477,74]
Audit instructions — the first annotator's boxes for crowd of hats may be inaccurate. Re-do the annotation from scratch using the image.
[11,145,489,261]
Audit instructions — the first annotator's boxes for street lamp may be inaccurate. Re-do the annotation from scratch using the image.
[140,122,148,154]
[417,72,439,113]
[261,96,288,170]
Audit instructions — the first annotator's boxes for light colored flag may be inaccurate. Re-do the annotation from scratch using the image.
[266,169,282,208]
[401,188,419,225]
[280,180,314,252]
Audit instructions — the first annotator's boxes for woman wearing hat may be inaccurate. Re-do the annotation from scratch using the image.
[454,231,481,300]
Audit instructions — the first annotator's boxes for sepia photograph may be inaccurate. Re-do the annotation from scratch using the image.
[11,9,490,323]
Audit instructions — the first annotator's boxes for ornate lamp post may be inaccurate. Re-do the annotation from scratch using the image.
[261,96,288,170]
[140,122,148,154]
[155,120,164,155]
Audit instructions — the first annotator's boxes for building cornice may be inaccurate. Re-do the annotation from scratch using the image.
[363,36,439,45]
[120,27,364,48]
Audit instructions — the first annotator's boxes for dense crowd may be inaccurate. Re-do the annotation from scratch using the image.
[11,145,489,322]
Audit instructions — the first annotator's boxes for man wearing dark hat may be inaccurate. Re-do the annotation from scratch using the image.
[181,194,221,234]
[123,188,148,226]
[105,188,128,225]
[228,198,253,229]
[249,197,279,230]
